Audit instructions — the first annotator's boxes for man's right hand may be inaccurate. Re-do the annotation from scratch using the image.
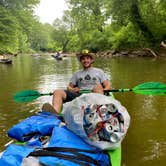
[92,84,104,94]
[71,87,80,93]
[67,86,80,93]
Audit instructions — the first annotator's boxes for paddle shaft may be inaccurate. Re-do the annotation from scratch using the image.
[38,89,132,96]
[24,87,166,96]
[104,89,132,93]
[81,89,133,94]
[17,88,166,97]
[105,87,166,92]
[40,92,53,96]
[13,82,166,102]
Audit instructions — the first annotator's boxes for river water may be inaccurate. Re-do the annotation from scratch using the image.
[0,54,166,166]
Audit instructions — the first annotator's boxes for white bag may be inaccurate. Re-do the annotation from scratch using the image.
[62,93,130,150]
[21,157,41,166]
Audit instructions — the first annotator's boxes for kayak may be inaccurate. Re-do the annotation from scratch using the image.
[51,54,63,60]
[1,114,121,166]
[0,58,12,64]
[0,93,122,166]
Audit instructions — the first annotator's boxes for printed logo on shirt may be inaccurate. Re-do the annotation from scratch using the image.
[77,74,99,89]
[85,74,91,80]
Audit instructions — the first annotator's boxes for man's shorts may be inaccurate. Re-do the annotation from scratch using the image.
[64,90,81,102]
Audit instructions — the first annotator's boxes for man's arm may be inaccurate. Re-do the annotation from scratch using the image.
[67,82,80,93]
[103,80,111,90]
[92,80,111,94]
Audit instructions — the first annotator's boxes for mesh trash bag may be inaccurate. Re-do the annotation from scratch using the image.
[62,93,130,150]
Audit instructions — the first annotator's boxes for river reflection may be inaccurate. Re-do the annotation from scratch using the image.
[0,54,166,166]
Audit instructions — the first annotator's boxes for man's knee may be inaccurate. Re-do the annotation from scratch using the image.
[53,89,66,99]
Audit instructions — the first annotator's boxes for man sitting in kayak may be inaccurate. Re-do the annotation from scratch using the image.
[42,49,111,114]
[55,51,60,58]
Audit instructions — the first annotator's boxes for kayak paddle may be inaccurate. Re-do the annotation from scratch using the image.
[79,82,166,95]
[14,82,166,102]
[14,90,53,102]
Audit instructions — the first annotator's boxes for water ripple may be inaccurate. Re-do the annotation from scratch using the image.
[142,139,166,161]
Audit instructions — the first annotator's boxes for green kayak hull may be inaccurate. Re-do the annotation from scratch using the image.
[107,92,121,166]
[108,146,121,166]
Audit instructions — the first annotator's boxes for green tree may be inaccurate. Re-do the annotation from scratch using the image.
[52,17,73,52]
[0,6,19,54]
[106,0,166,48]
[66,0,166,50]
[30,23,55,52]
[66,0,111,50]
[0,0,39,10]
[0,0,41,54]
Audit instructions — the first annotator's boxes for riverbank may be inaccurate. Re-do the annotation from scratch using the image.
[96,48,166,58]
[60,47,166,58]
[1,48,165,59]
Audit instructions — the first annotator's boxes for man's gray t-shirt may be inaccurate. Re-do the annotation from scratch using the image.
[70,67,109,90]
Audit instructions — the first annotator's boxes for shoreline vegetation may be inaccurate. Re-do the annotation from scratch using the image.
[1,48,166,59]
[45,47,166,58]
[0,1,165,59]
[96,47,166,58]
[1,41,166,59]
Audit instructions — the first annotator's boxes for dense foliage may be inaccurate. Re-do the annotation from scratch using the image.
[0,0,165,54]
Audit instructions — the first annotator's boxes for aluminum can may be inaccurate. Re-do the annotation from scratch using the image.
[110,132,121,143]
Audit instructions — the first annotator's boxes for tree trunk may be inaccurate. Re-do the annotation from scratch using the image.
[131,1,155,44]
